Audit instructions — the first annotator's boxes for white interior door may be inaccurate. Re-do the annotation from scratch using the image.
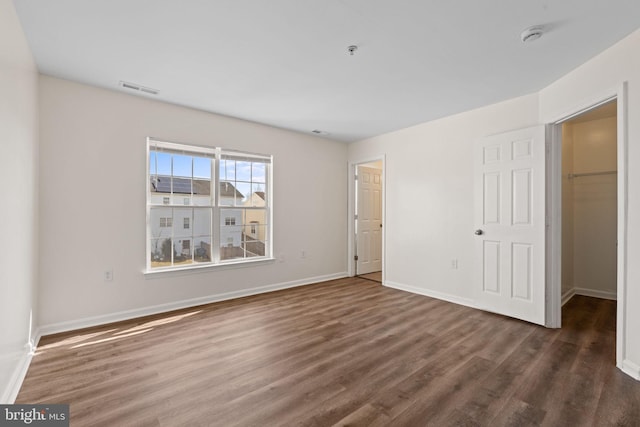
[474,125,546,325]
[357,165,382,275]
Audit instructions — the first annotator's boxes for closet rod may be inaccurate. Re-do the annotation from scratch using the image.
[568,170,617,179]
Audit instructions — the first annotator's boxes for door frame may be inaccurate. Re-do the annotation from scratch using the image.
[348,156,386,281]
[547,82,628,372]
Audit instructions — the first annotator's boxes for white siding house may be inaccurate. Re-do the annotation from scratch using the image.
[149,176,244,265]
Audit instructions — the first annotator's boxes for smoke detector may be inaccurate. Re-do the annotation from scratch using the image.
[520,26,544,43]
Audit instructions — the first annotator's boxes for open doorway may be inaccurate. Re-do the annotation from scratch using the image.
[349,159,384,283]
[548,87,629,374]
[560,100,618,305]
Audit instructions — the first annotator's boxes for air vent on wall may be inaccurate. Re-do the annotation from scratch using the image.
[119,81,159,95]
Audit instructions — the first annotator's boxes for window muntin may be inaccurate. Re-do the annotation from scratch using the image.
[147,138,271,270]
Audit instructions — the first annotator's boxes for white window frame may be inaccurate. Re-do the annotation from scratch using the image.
[146,137,273,273]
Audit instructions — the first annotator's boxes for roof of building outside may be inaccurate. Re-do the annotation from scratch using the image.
[150,175,243,198]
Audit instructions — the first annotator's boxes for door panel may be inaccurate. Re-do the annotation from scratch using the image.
[483,241,501,293]
[474,126,546,325]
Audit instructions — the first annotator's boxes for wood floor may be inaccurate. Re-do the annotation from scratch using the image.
[17,278,640,426]
[357,271,382,283]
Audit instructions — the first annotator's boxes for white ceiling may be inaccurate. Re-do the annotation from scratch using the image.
[14,0,640,142]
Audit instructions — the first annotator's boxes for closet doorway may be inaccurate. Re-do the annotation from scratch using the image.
[560,100,618,305]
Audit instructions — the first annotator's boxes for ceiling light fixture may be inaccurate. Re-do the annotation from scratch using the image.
[347,45,358,56]
[520,26,544,43]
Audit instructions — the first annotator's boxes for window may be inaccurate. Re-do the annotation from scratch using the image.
[147,138,272,270]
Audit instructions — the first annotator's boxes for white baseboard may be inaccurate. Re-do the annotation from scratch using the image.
[1,333,41,404]
[574,287,617,301]
[561,287,616,306]
[384,281,477,310]
[621,359,640,381]
[562,288,576,306]
[39,272,348,336]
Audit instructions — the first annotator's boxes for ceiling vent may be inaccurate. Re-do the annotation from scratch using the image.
[119,81,159,95]
[311,129,330,136]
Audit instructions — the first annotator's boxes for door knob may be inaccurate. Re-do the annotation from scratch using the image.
[474,229,483,235]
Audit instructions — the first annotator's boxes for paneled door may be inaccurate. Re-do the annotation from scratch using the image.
[357,165,382,275]
[474,126,546,325]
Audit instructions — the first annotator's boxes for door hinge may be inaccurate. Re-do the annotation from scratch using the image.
[354,174,358,181]
[354,214,358,220]
[354,255,359,261]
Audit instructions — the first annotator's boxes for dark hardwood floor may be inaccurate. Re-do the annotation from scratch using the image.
[357,271,382,283]
[17,278,640,426]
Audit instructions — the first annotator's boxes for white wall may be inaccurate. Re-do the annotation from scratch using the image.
[567,117,617,298]
[0,0,39,403]
[38,76,348,329]
[348,93,540,305]
[349,27,640,379]
[561,124,574,297]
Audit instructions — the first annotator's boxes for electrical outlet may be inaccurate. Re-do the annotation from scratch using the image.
[301,250,307,259]
[104,269,113,282]
[451,259,458,269]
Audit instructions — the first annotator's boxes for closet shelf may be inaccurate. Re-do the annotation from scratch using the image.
[568,170,617,179]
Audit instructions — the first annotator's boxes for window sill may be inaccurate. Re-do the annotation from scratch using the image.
[144,257,276,278]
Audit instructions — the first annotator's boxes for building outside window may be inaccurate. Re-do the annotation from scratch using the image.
[147,138,271,270]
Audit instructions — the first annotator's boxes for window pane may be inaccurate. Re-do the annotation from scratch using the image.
[150,207,172,236]
[219,181,237,206]
[193,157,211,179]
[192,157,212,200]
[150,237,172,267]
[220,208,243,261]
[150,151,172,202]
[236,182,250,205]
[219,208,268,261]
[150,238,164,266]
[194,237,211,263]
[236,161,251,181]
[173,208,191,239]
[155,152,171,175]
[252,162,266,183]
[173,155,192,178]
[220,159,235,181]
[171,176,192,196]
[244,235,264,258]
[174,238,193,266]
[192,195,211,206]
[250,183,266,207]
[193,209,211,237]
[149,151,157,176]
